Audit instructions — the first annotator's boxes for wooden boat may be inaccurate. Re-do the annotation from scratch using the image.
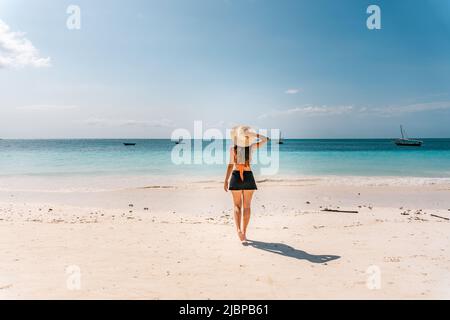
[394,125,422,146]
[123,142,136,146]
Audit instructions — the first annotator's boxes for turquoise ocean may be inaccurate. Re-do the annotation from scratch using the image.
[1,139,450,178]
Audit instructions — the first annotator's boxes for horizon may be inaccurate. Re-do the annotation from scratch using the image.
[2,137,450,140]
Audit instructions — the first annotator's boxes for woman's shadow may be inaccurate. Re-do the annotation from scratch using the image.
[243,240,340,264]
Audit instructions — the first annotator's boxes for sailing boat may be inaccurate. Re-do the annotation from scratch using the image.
[277,131,284,144]
[394,125,422,147]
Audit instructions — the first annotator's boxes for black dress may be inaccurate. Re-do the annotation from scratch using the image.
[229,170,257,190]
[228,146,257,190]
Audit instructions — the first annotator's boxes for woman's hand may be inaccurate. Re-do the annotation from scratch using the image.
[252,133,269,149]
[223,180,229,192]
[256,133,268,140]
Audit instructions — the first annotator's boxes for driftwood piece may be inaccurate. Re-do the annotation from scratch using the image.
[430,214,450,221]
[321,209,358,214]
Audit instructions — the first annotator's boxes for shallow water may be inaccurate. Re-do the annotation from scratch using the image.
[1,139,450,178]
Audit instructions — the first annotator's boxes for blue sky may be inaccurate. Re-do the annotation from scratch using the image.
[0,0,449,138]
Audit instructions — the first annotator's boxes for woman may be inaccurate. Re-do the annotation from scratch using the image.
[224,126,269,242]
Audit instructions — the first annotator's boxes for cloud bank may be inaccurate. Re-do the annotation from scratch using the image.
[258,101,450,120]
[83,118,176,128]
[258,105,354,119]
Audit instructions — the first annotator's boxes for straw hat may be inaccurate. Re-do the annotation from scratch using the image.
[230,125,256,147]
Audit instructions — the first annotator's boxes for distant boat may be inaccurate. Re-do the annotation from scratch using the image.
[123,142,136,146]
[394,125,422,147]
[175,137,183,145]
[277,131,284,144]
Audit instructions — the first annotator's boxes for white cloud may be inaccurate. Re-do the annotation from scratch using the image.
[83,118,176,128]
[16,105,79,111]
[285,88,301,94]
[258,105,354,119]
[258,101,450,120]
[372,101,450,116]
[0,19,50,68]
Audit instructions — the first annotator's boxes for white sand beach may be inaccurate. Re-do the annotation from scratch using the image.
[0,176,449,299]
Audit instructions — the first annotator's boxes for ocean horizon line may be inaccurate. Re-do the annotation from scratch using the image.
[2,137,450,141]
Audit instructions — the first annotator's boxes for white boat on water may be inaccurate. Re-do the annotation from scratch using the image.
[394,125,422,147]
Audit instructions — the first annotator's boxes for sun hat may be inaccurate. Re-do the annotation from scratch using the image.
[230,125,257,147]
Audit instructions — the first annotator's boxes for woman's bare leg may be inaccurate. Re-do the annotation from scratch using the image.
[242,190,255,240]
[231,191,244,241]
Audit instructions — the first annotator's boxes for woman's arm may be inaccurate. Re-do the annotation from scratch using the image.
[224,147,235,192]
[224,163,234,192]
[252,133,270,150]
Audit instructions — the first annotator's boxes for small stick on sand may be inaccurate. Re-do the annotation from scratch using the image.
[430,214,450,221]
[321,208,359,214]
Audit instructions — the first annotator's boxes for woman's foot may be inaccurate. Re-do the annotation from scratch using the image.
[237,230,245,241]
